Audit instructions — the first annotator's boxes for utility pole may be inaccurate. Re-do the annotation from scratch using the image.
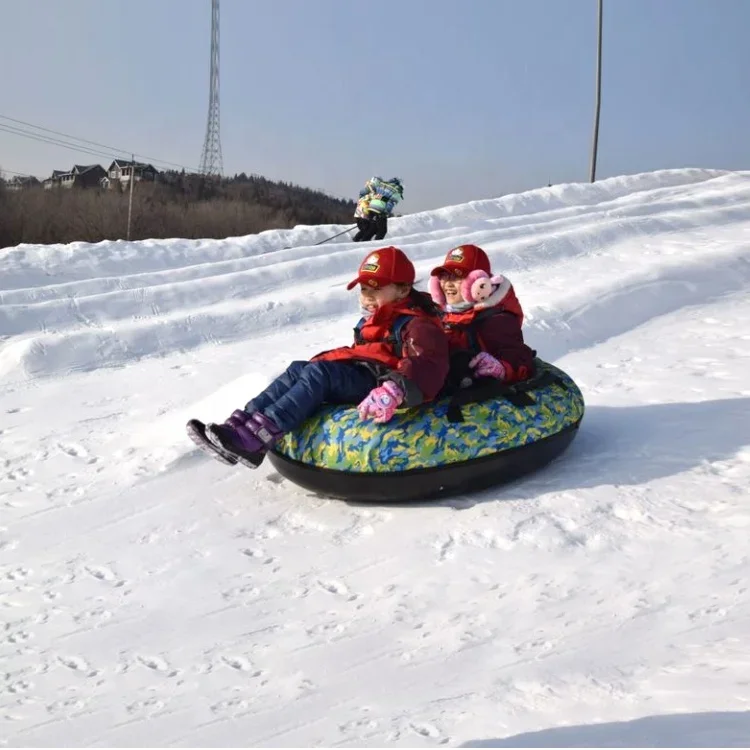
[589,0,603,182]
[127,154,135,240]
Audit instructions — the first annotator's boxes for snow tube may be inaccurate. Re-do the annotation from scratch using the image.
[267,358,584,502]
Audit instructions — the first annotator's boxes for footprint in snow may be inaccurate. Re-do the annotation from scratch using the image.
[318,579,352,596]
[0,537,19,553]
[410,722,441,739]
[5,566,32,580]
[6,680,33,694]
[58,655,98,675]
[126,697,165,715]
[241,548,265,559]
[138,655,178,676]
[6,630,33,644]
[85,565,125,587]
[57,442,90,459]
[222,655,253,671]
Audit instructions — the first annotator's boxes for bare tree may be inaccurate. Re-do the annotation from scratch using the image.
[0,176,356,248]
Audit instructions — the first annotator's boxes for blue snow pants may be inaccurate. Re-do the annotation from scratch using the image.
[246,360,377,433]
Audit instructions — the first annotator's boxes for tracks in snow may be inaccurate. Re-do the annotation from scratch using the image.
[2,172,750,382]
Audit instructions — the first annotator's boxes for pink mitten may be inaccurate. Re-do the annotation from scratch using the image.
[469,352,506,380]
[357,380,404,423]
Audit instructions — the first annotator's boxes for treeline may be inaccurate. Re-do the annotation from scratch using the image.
[0,171,356,248]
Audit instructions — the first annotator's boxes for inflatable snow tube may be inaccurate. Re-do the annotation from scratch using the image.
[267,358,584,502]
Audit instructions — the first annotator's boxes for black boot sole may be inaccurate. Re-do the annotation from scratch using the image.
[205,423,265,470]
[186,419,238,466]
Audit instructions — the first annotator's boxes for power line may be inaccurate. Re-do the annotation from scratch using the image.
[0,122,120,163]
[0,113,202,172]
[0,113,203,174]
[0,166,36,178]
[1,114,137,160]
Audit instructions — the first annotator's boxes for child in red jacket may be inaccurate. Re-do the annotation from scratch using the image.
[428,244,536,388]
[188,246,449,469]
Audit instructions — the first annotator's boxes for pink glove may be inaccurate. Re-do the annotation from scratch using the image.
[470,352,506,380]
[357,380,404,423]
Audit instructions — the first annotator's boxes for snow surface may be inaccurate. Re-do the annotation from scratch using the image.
[2,168,750,747]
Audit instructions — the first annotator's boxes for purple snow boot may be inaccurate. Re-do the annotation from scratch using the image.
[206,410,283,469]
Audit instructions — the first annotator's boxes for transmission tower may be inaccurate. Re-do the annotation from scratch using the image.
[199,0,223,176]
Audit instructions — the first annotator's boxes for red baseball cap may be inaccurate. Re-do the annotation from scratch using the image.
[430,244,491,278]
[346,246,416,290]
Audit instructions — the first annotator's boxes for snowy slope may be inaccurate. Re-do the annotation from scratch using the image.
[2,168,750,747]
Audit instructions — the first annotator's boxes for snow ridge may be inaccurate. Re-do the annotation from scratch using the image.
[1,169,749,382]
[2,168,750,747]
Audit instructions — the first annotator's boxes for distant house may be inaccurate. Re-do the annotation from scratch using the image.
[44,164,106,189]
[107,159,158,186]
[43,169,70,189]
[6,175,41,191]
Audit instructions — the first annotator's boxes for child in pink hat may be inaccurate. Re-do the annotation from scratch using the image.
[429,244,536,385]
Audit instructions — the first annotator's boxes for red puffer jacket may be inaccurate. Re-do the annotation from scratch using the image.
[441,286,536,383]
[312,298,450,405]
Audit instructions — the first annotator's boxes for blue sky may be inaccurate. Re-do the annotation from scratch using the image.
[1,0,748,212]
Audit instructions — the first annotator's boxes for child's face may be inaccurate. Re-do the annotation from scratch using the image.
[439,272,464,305]
[359,283,408,313]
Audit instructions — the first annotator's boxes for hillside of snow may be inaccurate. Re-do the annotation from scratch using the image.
[2,168,750,747]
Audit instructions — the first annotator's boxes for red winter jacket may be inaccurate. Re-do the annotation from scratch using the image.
[441,286,536,383]
[312,297,450,405]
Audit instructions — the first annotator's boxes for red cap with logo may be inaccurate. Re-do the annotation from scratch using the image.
[430,244,491,279]
[346,246,416,290]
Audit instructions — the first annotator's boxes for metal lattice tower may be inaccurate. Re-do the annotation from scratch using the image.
[199,0,223,176]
